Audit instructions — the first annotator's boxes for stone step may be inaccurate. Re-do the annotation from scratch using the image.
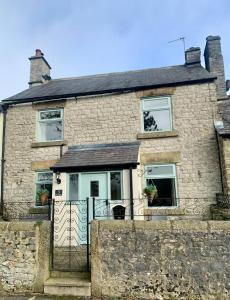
[44,277,91,297]
[50,270,90,279]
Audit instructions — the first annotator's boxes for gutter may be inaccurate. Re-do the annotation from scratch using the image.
[0,104,8,216]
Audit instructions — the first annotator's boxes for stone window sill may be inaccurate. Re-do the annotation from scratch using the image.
[31,140,67,148]
[137,130,178,139]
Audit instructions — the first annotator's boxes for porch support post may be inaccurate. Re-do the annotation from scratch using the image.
[129,166,134,220]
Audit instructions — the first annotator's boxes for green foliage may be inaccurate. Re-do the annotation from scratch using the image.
[36,188,49,201]
[143,184,158,198]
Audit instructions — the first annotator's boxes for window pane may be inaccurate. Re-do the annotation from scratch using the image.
[37,172,53,182]
[146,165,174,177]
[40,110,61,120]
[91,181,99,197]
[144,110,171,131]
[36,183,52,206]
[110,172,121,200]
[146,178,176,207]
[143,98,169,110]
[40,121,62,141]
[69,174,78,200]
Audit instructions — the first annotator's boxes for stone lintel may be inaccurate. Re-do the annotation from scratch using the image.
[140,151,181,164]
[31,140,67,148]
[136,87,175,98]
[31,159,59,170]
[32,99,66,110]
[137,130,178,140]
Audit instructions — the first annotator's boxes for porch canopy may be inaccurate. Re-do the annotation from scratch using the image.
[51,142,140,172]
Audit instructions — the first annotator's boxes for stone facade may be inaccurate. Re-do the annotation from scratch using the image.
[3,82,222,218]
[91,220,230,299]
[0,221,50,294]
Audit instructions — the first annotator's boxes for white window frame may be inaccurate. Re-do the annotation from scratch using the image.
[144,163,178,208]
[37,108,64,142]
[35,171,53,206]
[141,96,172,132]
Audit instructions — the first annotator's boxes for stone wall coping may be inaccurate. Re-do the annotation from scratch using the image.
[0,220,50,231]
[92,220,230,232]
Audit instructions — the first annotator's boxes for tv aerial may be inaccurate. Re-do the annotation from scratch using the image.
[168,37,186,52]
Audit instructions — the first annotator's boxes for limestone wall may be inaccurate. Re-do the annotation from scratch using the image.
[91,220,230,299]
[0,221,50,294]
[3,82,222,218]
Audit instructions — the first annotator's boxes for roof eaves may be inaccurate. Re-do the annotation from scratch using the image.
[2,76,216,105]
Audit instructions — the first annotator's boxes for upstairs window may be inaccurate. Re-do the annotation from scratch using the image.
[141,97,172,132]
[145,164,177,207]
[38,109,63,142]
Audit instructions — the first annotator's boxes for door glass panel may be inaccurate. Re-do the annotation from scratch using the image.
[90,181,99,197]
[69,174,78,200]
[110,172,121,200]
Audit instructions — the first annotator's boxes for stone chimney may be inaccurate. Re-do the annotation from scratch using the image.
[204,36,226,99]
[185,47,201,65]
[28,49,51,88]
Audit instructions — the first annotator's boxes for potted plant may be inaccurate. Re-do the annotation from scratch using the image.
[143,184,158,204]
[36,189,49,206]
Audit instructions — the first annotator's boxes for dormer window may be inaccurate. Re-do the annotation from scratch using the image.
[141,96,172,132]
[38,109,63,142]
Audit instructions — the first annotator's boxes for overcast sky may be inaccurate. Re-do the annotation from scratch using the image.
[0,0,229,100]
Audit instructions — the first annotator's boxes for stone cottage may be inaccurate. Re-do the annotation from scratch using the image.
[0,36,227,225]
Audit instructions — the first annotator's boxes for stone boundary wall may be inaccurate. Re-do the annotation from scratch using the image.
[91,220,230,299]
[0,221,50,294]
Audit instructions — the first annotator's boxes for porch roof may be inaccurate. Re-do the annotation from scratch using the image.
[51,142,140,172]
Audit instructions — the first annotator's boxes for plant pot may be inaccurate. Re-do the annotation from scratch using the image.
[146,191,157,203]
[40,194,48,206]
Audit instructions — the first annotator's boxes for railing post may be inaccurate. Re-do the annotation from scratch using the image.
[69,200,72,269]
[86,197,90,271]
[48,198,51,220]
[50,198,55,270]
[129,166,134,220]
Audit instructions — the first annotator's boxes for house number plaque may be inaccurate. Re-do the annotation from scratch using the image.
[55,190,63,196]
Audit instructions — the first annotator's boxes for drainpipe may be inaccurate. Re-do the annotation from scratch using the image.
[0,104,8,216]
[129,166,134,220]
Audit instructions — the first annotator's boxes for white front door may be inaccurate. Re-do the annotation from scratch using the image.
[79,173,108,243]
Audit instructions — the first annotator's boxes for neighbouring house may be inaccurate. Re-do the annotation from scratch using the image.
[0,36,227,225]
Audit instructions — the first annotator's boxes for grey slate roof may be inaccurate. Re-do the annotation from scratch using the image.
[52,142,140,171]
[3,64,215,103]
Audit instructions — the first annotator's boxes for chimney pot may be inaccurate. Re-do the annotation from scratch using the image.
[185,47,201,65]
[35,49,44,57]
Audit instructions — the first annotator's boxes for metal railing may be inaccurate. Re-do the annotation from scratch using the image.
[2,200,51,221]
[2,197,218,272]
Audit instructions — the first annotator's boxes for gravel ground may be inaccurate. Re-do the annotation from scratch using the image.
[0,296,91,300]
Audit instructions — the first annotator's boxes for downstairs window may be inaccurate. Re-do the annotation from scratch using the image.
[144,164,177,207]
[36,171,53,206]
